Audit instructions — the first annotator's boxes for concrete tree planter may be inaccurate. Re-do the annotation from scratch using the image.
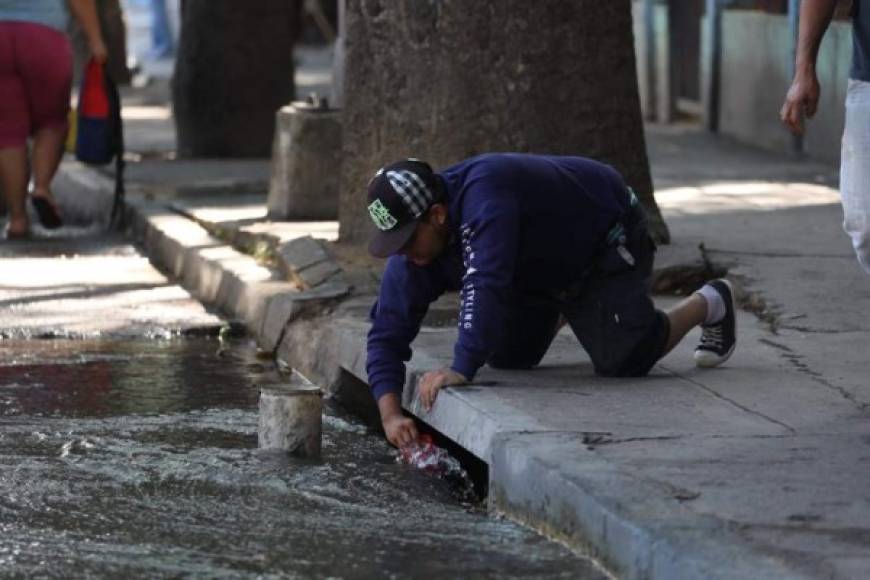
[267,100,343,220]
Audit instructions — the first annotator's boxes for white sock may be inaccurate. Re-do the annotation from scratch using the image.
[696,284,725,325]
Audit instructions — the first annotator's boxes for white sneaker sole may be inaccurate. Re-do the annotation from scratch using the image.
[694,342,736,368]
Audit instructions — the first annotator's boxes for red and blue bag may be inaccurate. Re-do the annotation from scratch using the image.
[75,59,126,226]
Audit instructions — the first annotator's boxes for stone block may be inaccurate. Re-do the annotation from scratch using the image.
[295,260,342,289]
[267,102,342,220]
[295,279,351,302]
[278,235,330,273]
[261,292,305,351]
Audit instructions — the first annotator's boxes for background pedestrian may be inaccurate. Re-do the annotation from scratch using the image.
[782,0,870,273]
[0,0,107,238]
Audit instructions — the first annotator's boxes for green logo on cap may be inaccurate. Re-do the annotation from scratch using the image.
[368,199,398,231]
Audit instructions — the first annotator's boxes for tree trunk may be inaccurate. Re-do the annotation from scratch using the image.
[172,0,303,158]
[338,0,669,244]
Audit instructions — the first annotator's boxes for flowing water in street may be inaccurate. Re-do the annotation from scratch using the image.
[0,337,606,579]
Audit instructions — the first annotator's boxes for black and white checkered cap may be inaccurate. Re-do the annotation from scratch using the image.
[366,159,441,258]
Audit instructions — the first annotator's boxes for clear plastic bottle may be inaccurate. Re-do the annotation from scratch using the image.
[397,434,477,502]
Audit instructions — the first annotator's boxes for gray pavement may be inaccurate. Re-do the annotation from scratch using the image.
[13,48,867,579]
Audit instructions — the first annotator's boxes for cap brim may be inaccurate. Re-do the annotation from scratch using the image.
[367,220,419,259]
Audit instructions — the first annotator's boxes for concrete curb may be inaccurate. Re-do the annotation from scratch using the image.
[167,201,349,292]
[129,198,292,332]
[62,164,350,346]
[253,305,814,580]
[489,432,812,580]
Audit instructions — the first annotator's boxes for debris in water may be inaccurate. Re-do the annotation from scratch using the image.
[397,434,477,502]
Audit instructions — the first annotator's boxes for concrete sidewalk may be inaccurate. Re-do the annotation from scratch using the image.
[49,61,870,578]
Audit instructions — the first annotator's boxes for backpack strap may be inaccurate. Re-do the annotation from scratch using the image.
[109,150,125,229]
[105,68,126,230]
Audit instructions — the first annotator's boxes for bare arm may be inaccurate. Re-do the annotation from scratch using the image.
[780,0,839,134]
[67,0,108,63]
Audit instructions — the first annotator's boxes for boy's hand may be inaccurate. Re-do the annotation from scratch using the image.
[419,368,467,412]
[383,413,419,448]
[378,392,418,448]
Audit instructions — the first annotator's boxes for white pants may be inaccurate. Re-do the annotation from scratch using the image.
[841,79,870,273]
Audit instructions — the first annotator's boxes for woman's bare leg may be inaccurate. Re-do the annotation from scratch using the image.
[31,124,66,199]
[0,145,29,235]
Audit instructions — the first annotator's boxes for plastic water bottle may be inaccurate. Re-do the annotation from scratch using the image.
[397,434,477,502]
[398,434,447,475]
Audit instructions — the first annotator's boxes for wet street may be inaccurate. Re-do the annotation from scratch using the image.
[0,236,606,578]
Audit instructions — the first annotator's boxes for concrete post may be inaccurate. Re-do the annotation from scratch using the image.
[639,0,658,120]
[703,0,722,132]
[656,4,675,124]
[331,0,346,108]
[166,0,181,46]
[267,100,342,220]
[258,379,323,458]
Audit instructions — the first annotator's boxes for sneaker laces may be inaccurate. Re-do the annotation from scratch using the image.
[699,325,724,349]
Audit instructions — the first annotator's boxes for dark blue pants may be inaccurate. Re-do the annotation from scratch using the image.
[488,211,669,377]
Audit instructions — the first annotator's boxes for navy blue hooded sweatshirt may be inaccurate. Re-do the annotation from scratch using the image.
[366,153,633,401]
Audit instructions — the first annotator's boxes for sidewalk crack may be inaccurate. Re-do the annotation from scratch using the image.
[660,364,797,434]
[779,352,870,411]
[760,339,869,410]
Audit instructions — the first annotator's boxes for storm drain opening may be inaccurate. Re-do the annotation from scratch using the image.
[333,368,489,503]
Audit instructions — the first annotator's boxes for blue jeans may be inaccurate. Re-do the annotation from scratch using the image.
[841,79,870,274]
[149,0,174,58]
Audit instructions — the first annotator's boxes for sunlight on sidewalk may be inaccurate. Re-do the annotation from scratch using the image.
[657,181,841,216]
[122,105,172,121]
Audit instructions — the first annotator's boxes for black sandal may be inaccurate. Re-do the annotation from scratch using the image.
[3,226,29,240]
[31,195,63,229]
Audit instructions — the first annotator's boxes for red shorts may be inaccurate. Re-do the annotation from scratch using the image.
[0,22,73,148]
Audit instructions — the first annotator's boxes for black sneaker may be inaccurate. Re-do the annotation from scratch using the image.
[694,279,736,368]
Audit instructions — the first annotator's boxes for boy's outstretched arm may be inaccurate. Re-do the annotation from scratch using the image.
[368,256,451,446]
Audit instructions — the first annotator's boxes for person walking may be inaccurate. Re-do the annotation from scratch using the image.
[781,0,870,273]
[148,0,174,60]
[364,155,738,448]
[0,0,107,239]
